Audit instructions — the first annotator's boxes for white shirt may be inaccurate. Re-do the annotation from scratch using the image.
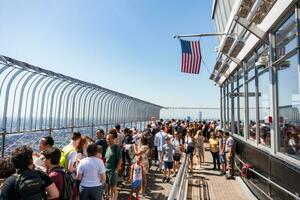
[132,133,142,146]
[154,130,167,151]
[77,157,106,187]
[132,163,143,182]
[117,132,125,146]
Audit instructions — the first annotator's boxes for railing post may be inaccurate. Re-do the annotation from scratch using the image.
[48,128,52,137]
[131,121,133,128]
[106,124,109,134]
[1,129,6,157]
[91,124,94,138]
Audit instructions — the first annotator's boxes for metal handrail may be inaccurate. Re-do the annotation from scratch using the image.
[235,155,300,200]
[168,153,190,200]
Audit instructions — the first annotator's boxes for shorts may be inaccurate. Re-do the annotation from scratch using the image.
[173,153,181,161]
[164,161,173,169]
[106,171,118,187]
[219,153,226,163]
[132,180,142,190]
[79,185,103,200]
[186,146,194,154]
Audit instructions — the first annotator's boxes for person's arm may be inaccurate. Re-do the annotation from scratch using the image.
[45,183,59,199]
[129,165,134,183]
[67,151,77,173]
[227,141,234,159]
[99,173,106,184]
[115,159,122,172]
[161,147,164,163]
[115,146,122,172]
[76,173,83,181]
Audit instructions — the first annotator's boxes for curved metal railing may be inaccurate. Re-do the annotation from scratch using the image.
[168,153,190,200]
[0,55,163,156]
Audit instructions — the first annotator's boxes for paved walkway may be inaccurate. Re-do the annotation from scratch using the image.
[118,162,173,200]
[117,143,252,200]
[187,144,251,200]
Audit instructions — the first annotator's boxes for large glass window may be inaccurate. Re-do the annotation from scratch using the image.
[275,13,297,58]
[238,72,244,136]
[277,54,300,160]
[276,12,300,160]
[258,69,271,146]
[248,78,256,141]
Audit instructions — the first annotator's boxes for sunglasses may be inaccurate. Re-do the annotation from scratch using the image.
[40,156,46,161]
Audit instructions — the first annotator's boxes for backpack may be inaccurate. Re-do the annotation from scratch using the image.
[15,170,46,200]
[51,167,73,200]
[59,145,76,170]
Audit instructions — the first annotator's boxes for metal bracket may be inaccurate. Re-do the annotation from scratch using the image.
[224,53,242,66]
[234,16,269,45]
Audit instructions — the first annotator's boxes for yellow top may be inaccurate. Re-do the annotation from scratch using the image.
[209,138,219,153]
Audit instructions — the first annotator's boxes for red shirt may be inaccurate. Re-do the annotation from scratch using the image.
[48,169,64,200]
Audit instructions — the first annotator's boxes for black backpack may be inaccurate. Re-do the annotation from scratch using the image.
[15,170,46,200]
[50,167,73,200]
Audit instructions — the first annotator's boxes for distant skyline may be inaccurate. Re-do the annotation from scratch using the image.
[0,0,219,108]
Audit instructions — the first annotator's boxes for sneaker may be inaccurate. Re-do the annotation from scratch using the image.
[162,176,167,182]
[171,173,176,177]
[127,196,132,200]
[166,177,170,183]
[226,176,234,180]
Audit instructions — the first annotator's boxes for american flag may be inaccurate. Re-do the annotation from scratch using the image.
[180,39,201,74]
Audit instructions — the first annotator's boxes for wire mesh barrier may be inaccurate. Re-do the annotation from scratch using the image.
[0,55,163,157]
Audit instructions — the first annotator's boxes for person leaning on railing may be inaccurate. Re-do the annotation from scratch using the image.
[224,131,234,179]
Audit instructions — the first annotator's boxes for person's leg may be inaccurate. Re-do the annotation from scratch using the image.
[111,186,118,200]
[109,171,118,200]
[197,148,201,168]
[142,174,147,196]
[201,147,205,163]
[217,153,220,170]
[89,186,103,200]
[136,186,141,199]
[162,162,167,182]
[211,151,216,169]
[228,154,234,177]
[79,185,89,200]
[190,153,193,172]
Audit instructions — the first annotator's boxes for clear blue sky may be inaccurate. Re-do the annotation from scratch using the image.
[0,0,219,108]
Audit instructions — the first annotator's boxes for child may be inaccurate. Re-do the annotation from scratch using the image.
[161,136,176,183]
[128,155,145,200]
[96,145,106,164]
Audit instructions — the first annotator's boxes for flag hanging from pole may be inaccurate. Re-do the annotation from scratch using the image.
[180,39,201,74]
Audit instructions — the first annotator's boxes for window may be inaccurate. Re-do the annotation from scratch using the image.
[275,12,300,160]
[238,71,244,137]
[258,68,271,146]
[248,79,256,141]
[277,54,300,160]
[275,13,297,59]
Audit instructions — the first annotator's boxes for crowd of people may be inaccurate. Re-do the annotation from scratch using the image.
[0,119,235,200]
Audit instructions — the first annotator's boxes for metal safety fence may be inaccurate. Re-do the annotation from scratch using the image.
[0,55,163,156]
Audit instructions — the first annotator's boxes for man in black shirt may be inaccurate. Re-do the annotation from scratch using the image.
[96,129,108,159]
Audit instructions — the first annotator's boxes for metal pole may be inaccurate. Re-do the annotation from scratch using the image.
[173,33,228,39]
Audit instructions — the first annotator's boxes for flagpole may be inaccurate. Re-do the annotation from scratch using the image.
[173,33,228,39]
